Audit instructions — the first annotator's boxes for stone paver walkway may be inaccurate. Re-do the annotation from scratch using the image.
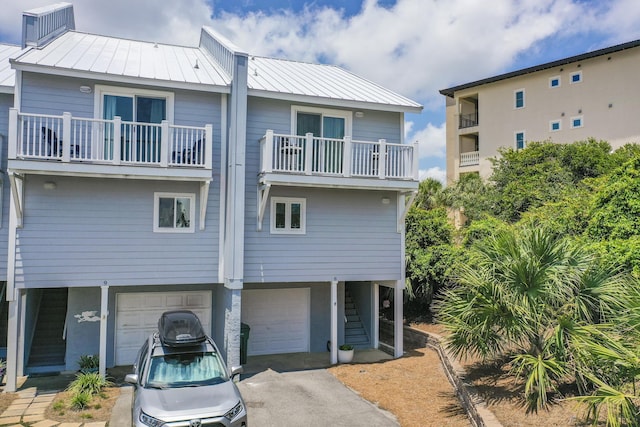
[0,387,106,427]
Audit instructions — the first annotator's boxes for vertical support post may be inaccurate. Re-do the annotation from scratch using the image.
[160,120,169,167]
[8,108,17,159]
[412,141,419,180]
[331,279,338,364]
[372,282,379,349]
[5,290,22,392]
[304,133,313,175]
[393,281,403,358]
[342,136,351,177]
[113,116,121,165]
[378,139,386,180]
[263,130,273,173]
[99,285,109,378]
[204,124,213,170]
[62,112,71,162]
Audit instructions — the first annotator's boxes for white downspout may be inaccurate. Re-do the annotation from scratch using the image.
[99,285,109,378]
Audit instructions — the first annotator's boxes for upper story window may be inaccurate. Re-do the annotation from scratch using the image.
[96,85,175,123]
[549,76,560,88]
[570,71,582,84]
[271,197,306,234]
[154,192,195,233]
[550,120,561,131]
[514,89,525,109]
[571,116,583,128]
[292,106,352,139]
[515,131,526,150]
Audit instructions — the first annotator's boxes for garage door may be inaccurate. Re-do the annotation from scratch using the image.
[115,291,212,365]
[242,288,310,355]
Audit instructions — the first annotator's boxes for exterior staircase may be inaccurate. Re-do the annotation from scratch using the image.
[27,288,68,373]
[344,291,370,349]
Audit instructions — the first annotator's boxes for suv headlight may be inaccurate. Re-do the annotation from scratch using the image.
[224,401,244,421]
[140,410,166,427]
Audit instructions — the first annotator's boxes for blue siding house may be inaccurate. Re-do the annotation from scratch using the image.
[0,3,422,391]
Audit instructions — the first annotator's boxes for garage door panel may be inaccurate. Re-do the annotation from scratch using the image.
[115,291,212,365]
[242,288,310,356]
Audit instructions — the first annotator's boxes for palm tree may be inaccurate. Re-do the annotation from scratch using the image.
[414,178,444,210]
[435,225,640,422]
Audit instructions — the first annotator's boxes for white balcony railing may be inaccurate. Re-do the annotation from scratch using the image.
[460,151,479,167]
[259,130,419,180]
[8,109,213,169]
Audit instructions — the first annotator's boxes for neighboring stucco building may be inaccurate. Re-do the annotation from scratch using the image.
[440,39,640,183]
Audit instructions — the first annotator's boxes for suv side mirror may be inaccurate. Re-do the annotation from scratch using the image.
[125,373,139,385]
[230,366,243,380]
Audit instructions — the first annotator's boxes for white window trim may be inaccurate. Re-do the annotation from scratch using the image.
[549,76,561,88]
[153,192,196,233]
[270,197,306,235]
[515,131,526,149]
[570,115,584,129]
[550,119,561,132]
[570,71,582,84]
[514,89,525,109]
[290,105,353,136]
[94,84,175,122]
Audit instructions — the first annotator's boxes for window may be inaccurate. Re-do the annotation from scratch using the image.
[515,131,526,150]
[514,89,525,109]
[271,197,306,234]
[570,71,582,84]
[154,192,195,233]
[550,120,561,131]
[571,116,583,128]
[549,76,560,88]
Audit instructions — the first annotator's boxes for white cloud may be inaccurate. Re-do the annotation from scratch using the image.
[419,167,446,185]
[407,121,446,160]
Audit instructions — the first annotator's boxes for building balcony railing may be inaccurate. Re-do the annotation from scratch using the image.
[459,112,478,129]
[8,109,213,179]
[460,151,479,167]
[259,130,419,186]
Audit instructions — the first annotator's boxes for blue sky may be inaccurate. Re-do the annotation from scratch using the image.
[1,0,639,183]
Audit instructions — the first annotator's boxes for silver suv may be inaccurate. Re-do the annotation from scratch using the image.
[125,310,247,427]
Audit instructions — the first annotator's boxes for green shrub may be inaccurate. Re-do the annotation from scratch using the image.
[77,354,99,372]
[70,391,91,410]
[67,372,113,396]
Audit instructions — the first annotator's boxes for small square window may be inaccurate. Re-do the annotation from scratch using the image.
[271,197,306,234]
[515,131,526,150]
[154,192,195,233]
[515,89,525,109]
[570,71,582,84]
[571,116,583,128]
[550,120,561,131]
[549,76,560,88]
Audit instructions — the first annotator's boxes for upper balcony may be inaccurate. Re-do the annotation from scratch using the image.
[259,130,419,191]
[8,109,213,181]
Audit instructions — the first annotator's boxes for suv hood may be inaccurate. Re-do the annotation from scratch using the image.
[139,380,241,420]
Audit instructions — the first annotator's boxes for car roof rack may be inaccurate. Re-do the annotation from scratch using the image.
[158,310,207,347]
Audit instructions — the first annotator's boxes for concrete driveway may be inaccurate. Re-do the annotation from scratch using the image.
[238,368,398,426]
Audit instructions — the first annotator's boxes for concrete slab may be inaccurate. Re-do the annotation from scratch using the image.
[237,368,398,427]
[108,385,132,427]
[0,415,22,425]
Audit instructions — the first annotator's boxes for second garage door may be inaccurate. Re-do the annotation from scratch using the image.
[115,291,212,365]
[242,288,310,355]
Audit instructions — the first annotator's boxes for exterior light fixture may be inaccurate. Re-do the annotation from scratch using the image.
[43,181,56,190]
[79,86,92,94]
[381,197,390,205]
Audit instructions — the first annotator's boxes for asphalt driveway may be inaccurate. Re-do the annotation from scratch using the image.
[237,368,399,426]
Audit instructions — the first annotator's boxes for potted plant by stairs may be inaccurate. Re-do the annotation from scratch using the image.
[338,344,354,363]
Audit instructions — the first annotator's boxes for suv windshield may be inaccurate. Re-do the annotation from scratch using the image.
[146,351,228,388]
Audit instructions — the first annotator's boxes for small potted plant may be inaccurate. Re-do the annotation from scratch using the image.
[338,344,354,363]
[78,354,100,373]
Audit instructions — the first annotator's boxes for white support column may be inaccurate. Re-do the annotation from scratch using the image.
[304,133,313,175]
[330,279,338,364]
[342,136,351,177]
[378,139,387,179]
[113,116,121,165]
[5,289,22,392]
[62,112,71,162]
[373,283,379,349]
[99,285,109,378]
[160,120,169,167]
[393,281,403,358]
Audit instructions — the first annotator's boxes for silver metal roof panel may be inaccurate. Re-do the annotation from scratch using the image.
[248,56,422,113]
[13,31,231,91]
[0,44,23,93]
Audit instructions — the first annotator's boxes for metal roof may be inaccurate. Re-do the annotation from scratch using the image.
[0,44,23,94]
[248,56,423,113]
[12,31,231,92]
[440,39,640,98]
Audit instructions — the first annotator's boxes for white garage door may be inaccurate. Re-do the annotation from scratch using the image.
[242,288,310,356]
[115,291,212,365]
